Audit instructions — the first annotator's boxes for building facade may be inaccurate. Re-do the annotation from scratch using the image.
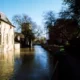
[0,12,14,53]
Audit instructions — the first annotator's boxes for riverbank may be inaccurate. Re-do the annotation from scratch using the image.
[41,44,65,55]
[41,44,80,80]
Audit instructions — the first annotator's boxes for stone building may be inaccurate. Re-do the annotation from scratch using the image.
[0,12,14,53]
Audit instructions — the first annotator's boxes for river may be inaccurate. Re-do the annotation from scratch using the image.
[0,45,54,80]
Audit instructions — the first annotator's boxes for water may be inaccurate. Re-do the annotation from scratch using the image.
[0,45,54,80]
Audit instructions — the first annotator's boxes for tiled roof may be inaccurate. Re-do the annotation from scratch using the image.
[0,12,14,27]
[15,32,25,38]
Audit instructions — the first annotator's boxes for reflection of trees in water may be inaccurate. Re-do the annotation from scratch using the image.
[13,48,35,75]
[20,48,35,64]
[20,48,34,54]
[0,51,14,80]
[11,48,35,78]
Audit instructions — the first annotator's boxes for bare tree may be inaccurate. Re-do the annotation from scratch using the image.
[43,11,56,29]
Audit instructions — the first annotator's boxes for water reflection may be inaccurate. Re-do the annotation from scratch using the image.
[34,46,50,69]
[0,51,14,80]
[0,46,53,80]
[12,46,53,80]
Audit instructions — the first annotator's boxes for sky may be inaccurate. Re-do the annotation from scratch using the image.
[0,0,63,37]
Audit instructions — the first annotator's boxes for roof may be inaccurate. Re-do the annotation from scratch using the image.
[15,32,25,38]
[0,12,15,27]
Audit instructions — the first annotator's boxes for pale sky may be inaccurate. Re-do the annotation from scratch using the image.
[0,0,63,37]
[0,0,63,25]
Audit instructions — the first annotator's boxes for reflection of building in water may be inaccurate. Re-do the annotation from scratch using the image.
[0,12,15,53]
[0,51,14,79]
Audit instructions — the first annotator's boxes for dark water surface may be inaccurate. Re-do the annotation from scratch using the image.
[0,45,54,80]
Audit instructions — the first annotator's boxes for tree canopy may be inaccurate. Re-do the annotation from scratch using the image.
[60,0,80,24]
[43,11,56,29]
